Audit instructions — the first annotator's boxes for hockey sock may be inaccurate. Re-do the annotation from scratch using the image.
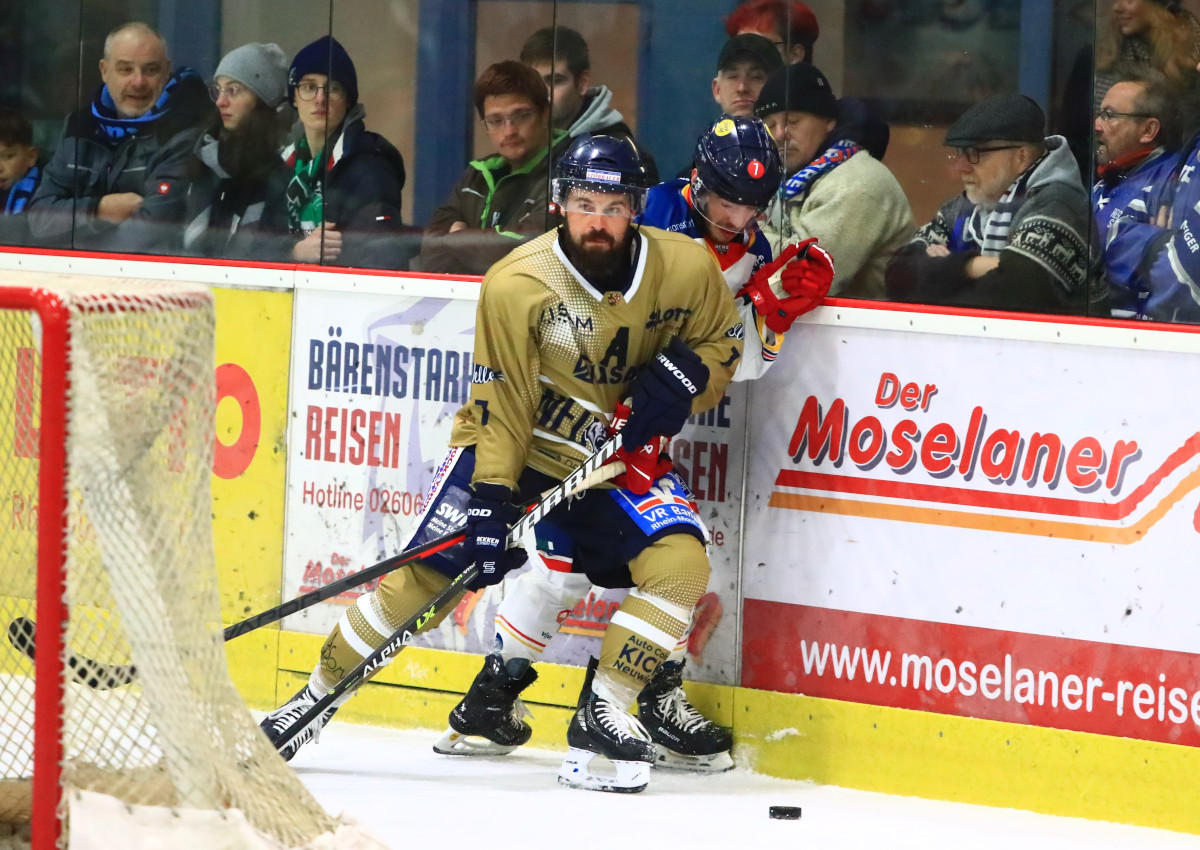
[315,561,457,691]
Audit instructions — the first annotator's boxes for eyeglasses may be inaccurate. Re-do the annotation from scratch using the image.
[209,82,249,102]
[295,81,347,101]
[483,109,537,131]
[949,145,1023,165]
[1095,108,1151,124]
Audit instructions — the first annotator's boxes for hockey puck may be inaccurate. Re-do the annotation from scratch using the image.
[769,805,802,820]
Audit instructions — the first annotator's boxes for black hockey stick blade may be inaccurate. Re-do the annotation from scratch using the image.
[268,438,623,756]
[6,617,137,690]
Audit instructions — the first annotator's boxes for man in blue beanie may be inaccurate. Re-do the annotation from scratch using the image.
[270,35,406,269]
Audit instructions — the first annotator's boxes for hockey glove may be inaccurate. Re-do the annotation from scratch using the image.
[464,483,527,589]
[606,402,674,495]
[739,237,835,334]
[621,336,709,450]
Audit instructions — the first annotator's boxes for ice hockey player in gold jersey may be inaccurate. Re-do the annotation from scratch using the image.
[261,134,744,793]
[437,117,836,775]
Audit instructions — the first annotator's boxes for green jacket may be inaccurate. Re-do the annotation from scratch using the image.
[417,130,570,275]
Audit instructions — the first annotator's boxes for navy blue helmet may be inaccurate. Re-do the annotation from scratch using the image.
[693,115,783,209]
[553,134,651,213]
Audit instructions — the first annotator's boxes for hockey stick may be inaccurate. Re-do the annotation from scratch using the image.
[268,437,622,757]
[6,440,624,686]
[6,617,137,689]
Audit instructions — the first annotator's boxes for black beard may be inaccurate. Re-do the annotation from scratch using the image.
[561,223,635,286]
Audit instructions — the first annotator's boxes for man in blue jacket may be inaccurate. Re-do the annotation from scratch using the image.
[1091,70,1180,317]
[27,22,214,252]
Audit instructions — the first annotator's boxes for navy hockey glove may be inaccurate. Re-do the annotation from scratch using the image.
[464,483,527,589]
[622,337,709,450]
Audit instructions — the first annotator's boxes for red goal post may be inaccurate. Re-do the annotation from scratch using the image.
[0,271,379,850]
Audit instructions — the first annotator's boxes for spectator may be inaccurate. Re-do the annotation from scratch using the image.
[756,63,913,299]
[712,34,783,119]
[181,43,291,260]
[27,22,215,252]
[1095,0,1200,108]
[1111,58,1200,323]
[519,25,658,182]
[1092,70,1180,315]
[415,60,569,276]
[269,36,406,269]
[885,94,1107,315]
[0,110,41,245]
[725,0,820,65]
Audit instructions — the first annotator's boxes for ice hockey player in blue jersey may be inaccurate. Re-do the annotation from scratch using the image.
[640,114,832,379]
[434,120,835,776]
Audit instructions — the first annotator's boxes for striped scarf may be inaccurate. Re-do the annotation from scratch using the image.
[3,166,39,215]
[782,140,862,202]
[963,151,1048,257]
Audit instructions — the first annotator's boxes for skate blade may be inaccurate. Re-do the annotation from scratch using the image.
[652,744,734,773]
[557,746,650,793]
[431,727,519,757]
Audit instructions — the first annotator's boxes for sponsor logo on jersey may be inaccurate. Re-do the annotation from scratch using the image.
[471,363,503,384]
[726,322,746,339]
[539,301,596,330]
[644,306,695,330]
[585,168,621,183]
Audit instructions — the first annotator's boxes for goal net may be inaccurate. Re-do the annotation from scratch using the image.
[0,271,383,850]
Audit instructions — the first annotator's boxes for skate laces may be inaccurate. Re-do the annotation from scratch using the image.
[595,698,651,742]
[512,697,534,725]
[657,686,709,735]
[267,687,335,744]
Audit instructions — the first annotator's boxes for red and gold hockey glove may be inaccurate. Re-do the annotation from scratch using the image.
[605,401,673,495]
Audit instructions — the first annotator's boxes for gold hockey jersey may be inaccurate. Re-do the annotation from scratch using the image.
[449,225,745,491]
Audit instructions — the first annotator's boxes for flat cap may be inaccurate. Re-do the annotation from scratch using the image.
[944,93,1045,146]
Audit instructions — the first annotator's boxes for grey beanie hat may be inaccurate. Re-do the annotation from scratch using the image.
[944,94,1045,146]
[215,42,289,108]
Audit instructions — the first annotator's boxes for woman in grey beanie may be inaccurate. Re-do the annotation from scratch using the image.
[181,42,292,259]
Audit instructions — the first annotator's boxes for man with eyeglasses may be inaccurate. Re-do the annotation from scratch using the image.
[27,22,215,252]
[1104,58,1200,324]
[755,62,913,300]
[886,93,1108,315]
[274,36,406,269]
[416,60,571,276]
[1091,71,1180,316]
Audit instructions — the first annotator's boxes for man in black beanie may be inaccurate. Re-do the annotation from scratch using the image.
[755,62,913,299]
[268,35,406,269]
[885,93,1108,315]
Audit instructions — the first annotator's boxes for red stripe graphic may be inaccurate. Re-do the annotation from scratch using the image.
[775,432,1200,521]
[742,600,1200,748]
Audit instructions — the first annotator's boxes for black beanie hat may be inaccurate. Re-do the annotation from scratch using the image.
[944,94,1045,146]
[289,35,359,107]
[754,63,838,121]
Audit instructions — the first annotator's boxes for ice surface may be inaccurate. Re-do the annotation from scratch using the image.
[291,721,1200,849]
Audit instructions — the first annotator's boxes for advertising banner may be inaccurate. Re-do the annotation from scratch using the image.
[284,287,746,683]
[741,319,1200,746]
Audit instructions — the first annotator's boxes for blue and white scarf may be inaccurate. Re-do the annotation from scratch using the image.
[782,139,862,202]
[89,70,196,140]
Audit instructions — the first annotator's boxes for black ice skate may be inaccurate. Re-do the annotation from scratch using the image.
[637,660,734,772]
[260,682,348,762]
[433,653,538,756]
[558,691,655,793]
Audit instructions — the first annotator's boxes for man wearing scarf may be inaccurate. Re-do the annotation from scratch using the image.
[27,22,214,252]
[1091,71,1180,317]
[755,63,913,300]
[886,94,1109,316]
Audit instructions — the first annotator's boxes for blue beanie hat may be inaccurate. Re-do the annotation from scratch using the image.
[288,36,358,107]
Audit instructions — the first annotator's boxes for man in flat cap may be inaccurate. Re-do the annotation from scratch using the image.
[885,93,1108,315]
